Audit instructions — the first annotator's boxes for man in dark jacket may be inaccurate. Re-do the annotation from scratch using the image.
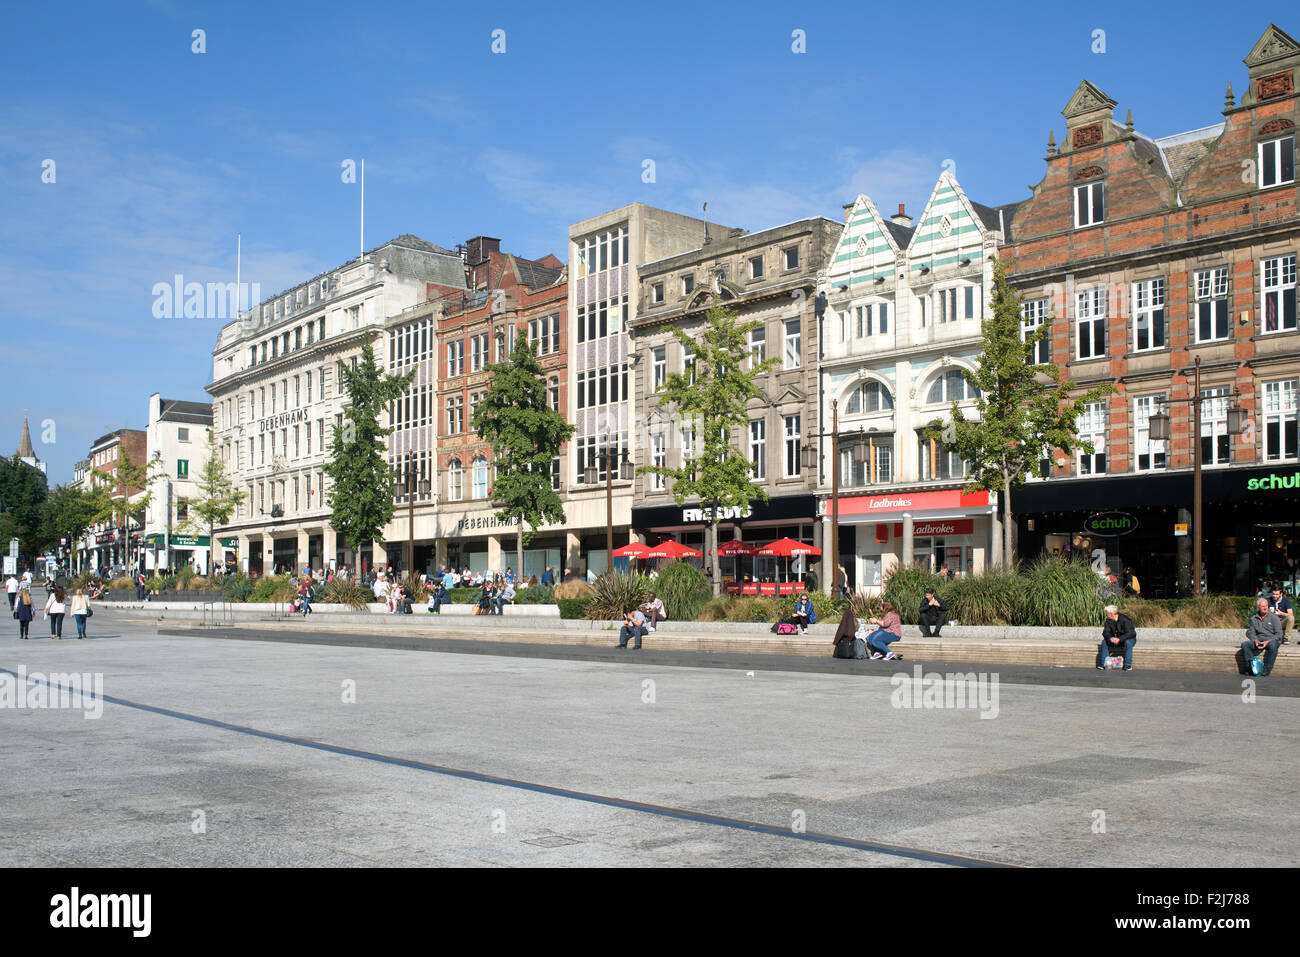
[918,588,948,637]
[1098,604,1137,671]
[1242,598,1281,676]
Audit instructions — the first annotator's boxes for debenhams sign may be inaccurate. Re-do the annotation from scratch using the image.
[259,408,309,433]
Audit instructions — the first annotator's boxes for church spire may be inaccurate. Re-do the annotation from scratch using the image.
[16,412,34,459]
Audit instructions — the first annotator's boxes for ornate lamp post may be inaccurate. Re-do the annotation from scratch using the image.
[392,451,430,578]
[584,431,633,570]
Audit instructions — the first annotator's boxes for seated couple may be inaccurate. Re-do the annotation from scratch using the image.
[831,603,902,660]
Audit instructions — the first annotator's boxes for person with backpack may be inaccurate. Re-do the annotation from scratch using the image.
[790,594,815,636]
[831,606,867,658]
[1242,598,1282,677]
[44,585,67,639]
[1098,604,1137,671]
[15,582,34,639]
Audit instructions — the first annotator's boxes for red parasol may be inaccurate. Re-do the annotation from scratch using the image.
[645,540,704,559]
[755,537,822,557]
[716,540,756,556]
[613,542,650,558]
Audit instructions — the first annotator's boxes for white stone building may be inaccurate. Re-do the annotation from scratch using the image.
[206,235,466,575]
[818,172,1018,590]
[142,394,214,573]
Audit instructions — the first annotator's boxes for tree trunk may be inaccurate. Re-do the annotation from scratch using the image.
[517,525,524,585]
[710,512,721,597]
[1003,474,1015,569]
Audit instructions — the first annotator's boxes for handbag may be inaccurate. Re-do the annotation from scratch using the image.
[86,607,93,618]
[1248,655,1266,676]
[1105,656,1124,669]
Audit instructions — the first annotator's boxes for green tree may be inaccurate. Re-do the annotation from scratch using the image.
[472,326,575,577]
[90,444,162,572]
[923,258,1114,567]
[641,302,779,595]
[323,336,414,578]
[180,431,246,574]
[42,484,100,573]
[0,455,50,562]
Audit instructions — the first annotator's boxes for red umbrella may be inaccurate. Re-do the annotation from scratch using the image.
[755,538,821,557]
[613,542,650,558]
[717,540,756,556]
[645,540,703,559]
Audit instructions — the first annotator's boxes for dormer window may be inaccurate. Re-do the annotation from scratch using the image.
[749,256,764,279]
[1074,180,1105,228]
[652,282,664,304]
[1259,135,1295,189]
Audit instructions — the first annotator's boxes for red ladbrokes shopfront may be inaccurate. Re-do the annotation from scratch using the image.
[829,488,996,590]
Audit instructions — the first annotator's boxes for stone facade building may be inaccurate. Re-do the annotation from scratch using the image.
[206,235,466,575]
[1003,23,1300,596]
[631,216,840,581]
[142,394,214,573]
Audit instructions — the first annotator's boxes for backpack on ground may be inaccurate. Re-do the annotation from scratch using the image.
[773,622,799,635]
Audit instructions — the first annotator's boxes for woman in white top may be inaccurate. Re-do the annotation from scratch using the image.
[69,588,91,639]
[5,575,17,611]
[44,585,67,639]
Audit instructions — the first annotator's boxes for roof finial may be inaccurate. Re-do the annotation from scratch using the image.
[1047,130,1057,156]
[1125,108,1134,133]
[1224,81,1235,111]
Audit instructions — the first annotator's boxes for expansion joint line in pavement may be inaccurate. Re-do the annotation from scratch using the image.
[0,667,1014,868]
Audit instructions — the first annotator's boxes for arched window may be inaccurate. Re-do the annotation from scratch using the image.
[926,368,980,404]
[448,460,463,501]
[845,381,894,415]
[472,457,489,499]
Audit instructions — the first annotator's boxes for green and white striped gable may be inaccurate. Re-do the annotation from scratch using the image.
[827,194,902,291]
[908,171,991,272]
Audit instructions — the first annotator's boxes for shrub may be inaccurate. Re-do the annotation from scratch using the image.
[586,571,652,619]
[1118,598,1175,628]
[652,560,712,623]
[107,577,134,590]
[947,566,1022,626]
[221,573,253,602]
[70,571,97,591]
[555,579,594,600]
[514,584,555,605]
[448,587,482,604]
[251,574,295,603]
[697,596,733,622]
[175,566,197,589]
[1022,556,1104,627]
[1172,595,1248,629]
[319,579,368,609]
[882,563,946,624]
[558,598,588,619]
[776,593,853,626]
[400,573,428,602]
[693,596,782,622]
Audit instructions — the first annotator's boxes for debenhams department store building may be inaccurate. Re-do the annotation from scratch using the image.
[206,235,467,574]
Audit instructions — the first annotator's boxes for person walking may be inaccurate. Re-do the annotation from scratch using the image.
[69,588,90,639]
[5,573,17,610]
[15,582,34,639]
[44,585,67,639]
[864,601,903,660]
[540,566,555,586]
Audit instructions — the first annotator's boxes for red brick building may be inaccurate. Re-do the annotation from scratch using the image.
[1004,23,1300,596]
[384,237,567,576]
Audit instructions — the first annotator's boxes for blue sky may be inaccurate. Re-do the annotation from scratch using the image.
[0,0,1282,483]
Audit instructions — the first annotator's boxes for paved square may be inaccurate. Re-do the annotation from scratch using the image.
[2,622,1296,867]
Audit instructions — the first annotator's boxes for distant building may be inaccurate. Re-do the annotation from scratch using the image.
[84,428,148,572]
[143,394,214,573]
[14,414,46,476]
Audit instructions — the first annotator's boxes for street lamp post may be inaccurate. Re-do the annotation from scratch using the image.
[1147,356,1245,596]
[392,451,430,580]
[585,431,632,573]
[802,398,868,597]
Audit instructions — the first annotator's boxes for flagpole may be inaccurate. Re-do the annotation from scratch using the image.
[360,159,365,259]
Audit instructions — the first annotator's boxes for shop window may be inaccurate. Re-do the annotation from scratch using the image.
[447,460,463,501]
[1195,268,1229,343]
[1021,298,1051,364]
[1263,378,1299,461]
[1262,254,1297,333]
[917,435,964,481]
[840,436,893,486]
[472,457,489,499]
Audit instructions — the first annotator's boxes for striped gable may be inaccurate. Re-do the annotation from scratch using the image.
[908,172,992,272]
[827,195,903,291]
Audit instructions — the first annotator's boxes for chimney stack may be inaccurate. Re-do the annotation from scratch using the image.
[891,204,912,227]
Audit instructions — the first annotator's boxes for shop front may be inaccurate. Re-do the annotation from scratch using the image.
[143,533,235,574]
[631,494,820,588]
[1013,465,1300,598]
[831,488,996,591]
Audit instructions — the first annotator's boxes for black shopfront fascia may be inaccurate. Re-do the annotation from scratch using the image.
[631,494,819,532]
[1012,465,1300,597]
